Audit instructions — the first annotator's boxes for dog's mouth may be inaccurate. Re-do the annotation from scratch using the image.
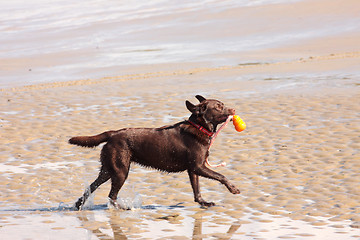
[216,114,233,124]
[217,108,236,123]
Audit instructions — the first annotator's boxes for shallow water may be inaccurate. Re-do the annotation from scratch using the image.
[1,0,359,87]
[1,203,359,239]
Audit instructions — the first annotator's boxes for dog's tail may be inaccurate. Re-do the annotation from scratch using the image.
[69,131,117,148]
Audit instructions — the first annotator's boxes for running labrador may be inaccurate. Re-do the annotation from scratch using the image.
[69,95,240,210]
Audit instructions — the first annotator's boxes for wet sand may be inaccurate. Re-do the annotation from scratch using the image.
[1,53,360,239]
[1,0,360,239]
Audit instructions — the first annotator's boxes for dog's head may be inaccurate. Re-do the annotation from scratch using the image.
[186,95,235,132]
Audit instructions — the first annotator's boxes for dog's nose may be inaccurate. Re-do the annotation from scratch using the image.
[229,108,235,115]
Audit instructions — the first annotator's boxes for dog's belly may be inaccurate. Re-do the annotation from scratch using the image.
[131,141,189,172]
[134,156,188,172]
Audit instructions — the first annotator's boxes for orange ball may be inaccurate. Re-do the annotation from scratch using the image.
[233,115,246,132]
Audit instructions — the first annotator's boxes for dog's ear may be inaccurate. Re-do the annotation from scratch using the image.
[186,100,196,113]
[200,103,207,114]
[195,95,206,103]
[186,100,207,115]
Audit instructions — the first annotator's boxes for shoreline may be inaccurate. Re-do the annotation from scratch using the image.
[1,51,359,92]
[1,0,360,89]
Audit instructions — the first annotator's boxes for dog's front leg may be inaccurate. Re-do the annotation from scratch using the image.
[188,170,215,207]
[194,166,240,195]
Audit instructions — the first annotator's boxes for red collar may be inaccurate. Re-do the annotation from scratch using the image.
[187,120,214,137]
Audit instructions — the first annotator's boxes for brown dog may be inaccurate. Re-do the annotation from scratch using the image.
[69,95,240,210]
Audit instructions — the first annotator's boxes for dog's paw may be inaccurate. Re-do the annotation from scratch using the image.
[73,197,84,211]
[228,185,241,194]
[198,200,216,207]
[108,198,121,209]
[232,187,241,194]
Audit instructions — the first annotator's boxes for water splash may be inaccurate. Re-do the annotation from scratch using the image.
[109,193,143,210]
[79,186,95,210]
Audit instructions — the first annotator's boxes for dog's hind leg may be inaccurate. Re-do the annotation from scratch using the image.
[107,147,131,209]
[108,170,130,209]
[74,167,110,210]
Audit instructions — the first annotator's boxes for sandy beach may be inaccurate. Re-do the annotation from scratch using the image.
[1,0,360,239]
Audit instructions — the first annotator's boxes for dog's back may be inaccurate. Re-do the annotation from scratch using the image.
[70,123,199,173]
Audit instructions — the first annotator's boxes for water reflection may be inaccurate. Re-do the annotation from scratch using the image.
[192,214,241,240]
[1,204,358,239]
[78,211,127,240]
[77,207,242,239]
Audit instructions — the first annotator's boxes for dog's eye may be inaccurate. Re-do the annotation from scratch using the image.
[216,104,223,111]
